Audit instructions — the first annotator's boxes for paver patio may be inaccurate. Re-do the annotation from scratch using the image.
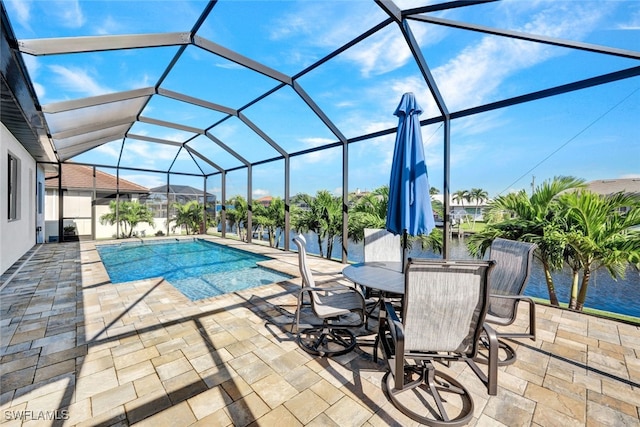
[1,237,639,426]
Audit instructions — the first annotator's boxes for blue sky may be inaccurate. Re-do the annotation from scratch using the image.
[5,0,640,201]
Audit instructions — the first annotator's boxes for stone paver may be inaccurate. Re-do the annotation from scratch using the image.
[1,238,639,426]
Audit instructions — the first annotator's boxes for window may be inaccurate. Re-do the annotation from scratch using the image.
[8,153,20,220]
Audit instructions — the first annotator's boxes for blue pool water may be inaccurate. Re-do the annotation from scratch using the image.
[97,239,293,301]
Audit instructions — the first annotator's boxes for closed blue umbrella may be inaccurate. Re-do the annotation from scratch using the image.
[386,93,435,262]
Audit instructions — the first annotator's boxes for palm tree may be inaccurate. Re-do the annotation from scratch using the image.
[469,188,488,229]
[452,189,470,230]
[560,190,640,311]
[467,176,586,306]
[100,200,155,238]
[253,197,286,248]
[348,186,388,243]
[293,190,342,259]
[227,195,248,241]
[170,200,205,235]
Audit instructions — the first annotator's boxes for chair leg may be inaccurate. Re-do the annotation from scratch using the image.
[468,324,499,396]
[383,363,474,427]
[297,326,356,357]
[475,334,517,366]
[292,295,303,334]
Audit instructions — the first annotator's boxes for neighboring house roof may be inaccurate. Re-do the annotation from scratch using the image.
[256,196,273,205]
[45,163,148,193]
[150,185,213,196]
[585,178,640,195]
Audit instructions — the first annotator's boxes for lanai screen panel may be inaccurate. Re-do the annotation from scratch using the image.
[118,139,181,172]
[141,95,227,130]
[225,169,249,202]
[159,45,282,112]
[209,116,284,164]
[253,160,285,199]
[196,0,390,76]
[409,20,640,114]
[186,134,244,171]
[294,22,439,140]
[241,85,340,153]
[290,145,343,198]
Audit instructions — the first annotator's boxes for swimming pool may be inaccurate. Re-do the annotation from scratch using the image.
[96,239,293,301]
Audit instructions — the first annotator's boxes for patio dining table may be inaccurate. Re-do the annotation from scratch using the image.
[342,261,405,328]
[342,261,404,295]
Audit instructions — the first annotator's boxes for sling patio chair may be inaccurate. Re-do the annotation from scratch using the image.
[362,228,403,325]
[292,234,365,357]
[375,258,498,426]
[476,238,537,366]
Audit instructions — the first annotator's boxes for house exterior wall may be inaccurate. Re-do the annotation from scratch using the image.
[44,190,169,240]
[0,123,43,274]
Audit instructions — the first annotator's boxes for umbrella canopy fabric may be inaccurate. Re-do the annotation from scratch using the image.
[386,92,435,237]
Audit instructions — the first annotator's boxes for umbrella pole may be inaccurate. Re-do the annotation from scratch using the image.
[402,229,408,271]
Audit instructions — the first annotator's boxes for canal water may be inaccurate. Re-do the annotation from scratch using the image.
[284,231,640,318]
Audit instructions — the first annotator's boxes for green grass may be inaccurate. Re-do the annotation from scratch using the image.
[457,221,487,233]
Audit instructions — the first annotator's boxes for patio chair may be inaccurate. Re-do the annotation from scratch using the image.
[476,238,537,366]
[362,228,403,324]
[375,258,498,426]
[292,234,365,357]
[364,228,402,265]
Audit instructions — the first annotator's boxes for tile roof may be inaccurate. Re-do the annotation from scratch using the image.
[585,178,640,195]
[44,163,149,193]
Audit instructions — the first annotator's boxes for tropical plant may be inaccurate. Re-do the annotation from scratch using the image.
[100,200,155,238]
[469,187,489,229]
[467,176,586,306]
[253,197,286,248]
[292,190,342,259]
[226,195,248,241]
[452,189,470,229]
[169,200,206,235]
[348,186,388,243]
[560,190,640,310]
[415,227,443,254]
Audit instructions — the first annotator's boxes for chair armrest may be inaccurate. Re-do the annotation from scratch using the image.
[298,286,366,308]
[490,294,535,304]
[383,301,404,346]
[489,294,536,339]
[299,285,357,295]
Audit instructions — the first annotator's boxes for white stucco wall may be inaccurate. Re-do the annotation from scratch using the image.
[43,191,175,240]
[1,123,39,274]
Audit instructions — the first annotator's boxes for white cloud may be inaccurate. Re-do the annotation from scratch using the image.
[94,143,120,159]
[7,0,31,30]
[119,174,165,189]
[53,0,85,28]
[425,2,609,128]
[616,8,640,30]
[95,15,121,35]
[48,65,112,97]
[33,82,46,99]
[215,61,245,70]
[120,141,179,169]
[343,26,413,78]
[294,137,340,165]
[252,188,269,198]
